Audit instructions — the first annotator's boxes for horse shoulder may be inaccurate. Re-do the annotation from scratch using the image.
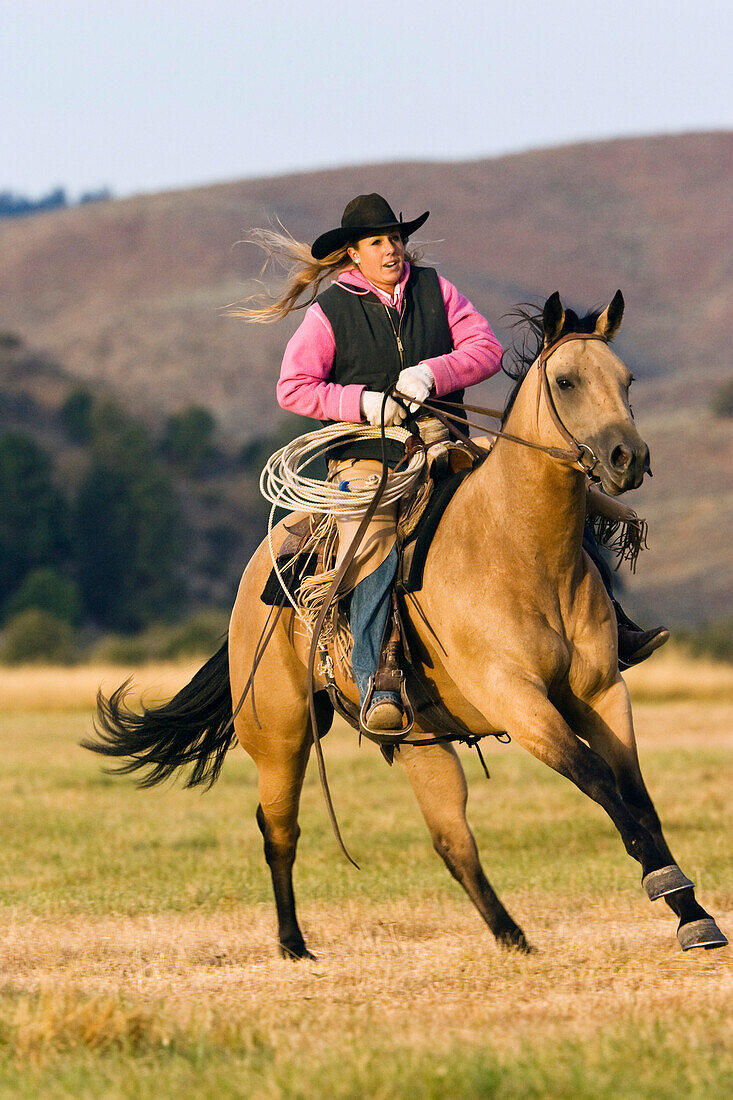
[563,563,618,702]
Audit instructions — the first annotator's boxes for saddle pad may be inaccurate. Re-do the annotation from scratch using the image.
[260,552,320,606]
[396,466,472,595]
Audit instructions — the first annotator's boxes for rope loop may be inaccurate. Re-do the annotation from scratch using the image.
[259,422,426,516]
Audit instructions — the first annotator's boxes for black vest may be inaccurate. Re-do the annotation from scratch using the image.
[317,266,467,461]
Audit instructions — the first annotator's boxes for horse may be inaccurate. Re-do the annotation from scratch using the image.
[86,290,728,959]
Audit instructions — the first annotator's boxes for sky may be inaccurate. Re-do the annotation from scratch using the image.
[4,0,732,199]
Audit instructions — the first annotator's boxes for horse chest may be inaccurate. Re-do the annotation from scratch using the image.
[563,640,617,703]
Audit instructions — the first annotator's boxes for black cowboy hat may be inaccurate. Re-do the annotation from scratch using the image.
[310,193,429,261]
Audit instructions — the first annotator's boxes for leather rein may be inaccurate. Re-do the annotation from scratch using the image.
[400,331,609,476]
[237,331,609,866]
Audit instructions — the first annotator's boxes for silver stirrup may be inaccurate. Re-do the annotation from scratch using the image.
[358,675,415,745]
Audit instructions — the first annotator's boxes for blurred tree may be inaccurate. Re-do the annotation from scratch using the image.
[677,618,733,663]
[61,387,95,444]
[0,608,75,664]
[0,187,68,218]
[0,431,68,607]
[74,462,136,627]
[72,401,185,630]
[79,187,112,205]
[90,399,151,468]
[161,405,219,476]
[710,380,733,419]
[201,523,242,580]
[4,566,81,625]
[238,413,320,473]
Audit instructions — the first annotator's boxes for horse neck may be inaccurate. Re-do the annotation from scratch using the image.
[464,364,588,581]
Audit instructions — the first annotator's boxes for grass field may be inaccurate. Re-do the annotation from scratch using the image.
[0,651,731,1098]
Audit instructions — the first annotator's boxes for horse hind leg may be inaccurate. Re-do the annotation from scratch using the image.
[248,690,334,960]
[256,797,310,960]
[397,740,531,952]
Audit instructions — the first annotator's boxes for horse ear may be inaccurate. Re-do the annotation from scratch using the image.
[542,292,565,345]
[596,290,624,340]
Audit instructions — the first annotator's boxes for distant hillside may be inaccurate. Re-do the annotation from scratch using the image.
[1,132,731,626]
[0,335,297,631]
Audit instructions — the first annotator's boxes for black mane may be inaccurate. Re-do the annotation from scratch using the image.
[501,303,606,424]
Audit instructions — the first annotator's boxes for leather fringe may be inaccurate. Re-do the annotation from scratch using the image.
[591,514,649,573]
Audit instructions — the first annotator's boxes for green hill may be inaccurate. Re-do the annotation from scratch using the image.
[1,131,730,626]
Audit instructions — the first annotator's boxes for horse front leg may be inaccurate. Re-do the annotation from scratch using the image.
[569,680,728,951]
[396,739,531,952]
[474,681,677,887]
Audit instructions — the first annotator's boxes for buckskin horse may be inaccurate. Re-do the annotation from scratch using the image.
[86,291,728,958]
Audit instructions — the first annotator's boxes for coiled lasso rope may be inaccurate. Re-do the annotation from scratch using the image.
[258,422,426,622]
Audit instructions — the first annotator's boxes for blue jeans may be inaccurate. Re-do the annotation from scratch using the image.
[349,545,401,707]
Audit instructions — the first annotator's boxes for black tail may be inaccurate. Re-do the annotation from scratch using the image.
[82,640,234,789]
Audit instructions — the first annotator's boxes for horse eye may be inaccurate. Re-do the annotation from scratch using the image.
[557,377,574,390]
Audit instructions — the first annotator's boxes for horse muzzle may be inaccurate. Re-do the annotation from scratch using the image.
[595,433,650,495]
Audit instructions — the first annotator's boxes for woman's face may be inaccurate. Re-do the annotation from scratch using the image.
[348,230,405,293]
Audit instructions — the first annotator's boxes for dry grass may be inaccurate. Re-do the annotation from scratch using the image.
[4,901,731,1045]
[0,661,201,712]
[0,645,730,714]
[0,656,731,1096]
[3,898,732,1096]
[623,645,733,703]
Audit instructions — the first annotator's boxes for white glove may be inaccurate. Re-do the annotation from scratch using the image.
[396,364,435,412]
[360,390,406,427]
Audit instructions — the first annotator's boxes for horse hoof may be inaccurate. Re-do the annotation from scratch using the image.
[678,918,729,951]
[280,942,317,960]
[642,865,695,901]
[498,928,534,954]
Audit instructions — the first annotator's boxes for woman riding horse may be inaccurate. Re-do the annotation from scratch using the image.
[87,280,727,957]
[240,193,667,733]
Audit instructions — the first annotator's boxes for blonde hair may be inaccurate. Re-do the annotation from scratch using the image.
[229,225,422,324]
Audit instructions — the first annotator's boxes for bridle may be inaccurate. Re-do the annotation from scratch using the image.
[401,330,610,477]
[536,331,610,475]
[260,331,614,865]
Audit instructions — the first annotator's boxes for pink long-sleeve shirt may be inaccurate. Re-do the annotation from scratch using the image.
[276,262,503,422]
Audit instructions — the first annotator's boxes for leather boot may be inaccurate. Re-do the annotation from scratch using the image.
[365,697,404,732]
[614,600,670,667]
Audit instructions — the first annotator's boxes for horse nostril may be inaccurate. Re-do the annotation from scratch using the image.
[611,445,632,470]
